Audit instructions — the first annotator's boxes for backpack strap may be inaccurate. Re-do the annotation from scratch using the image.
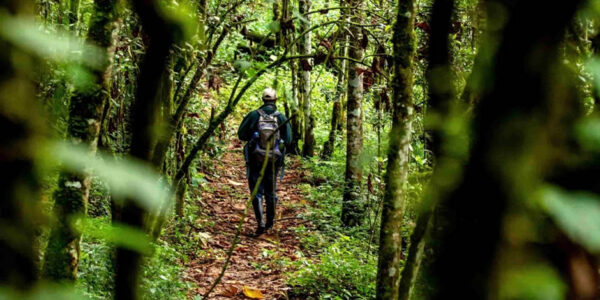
[257,108,280,118]
[256,108,268,118]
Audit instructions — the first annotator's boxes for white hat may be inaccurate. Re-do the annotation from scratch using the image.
[262,87,277,101]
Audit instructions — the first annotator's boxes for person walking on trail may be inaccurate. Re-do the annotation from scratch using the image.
[238,87,292,236]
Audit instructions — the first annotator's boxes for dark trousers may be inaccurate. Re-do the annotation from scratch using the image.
[248,160,279,228]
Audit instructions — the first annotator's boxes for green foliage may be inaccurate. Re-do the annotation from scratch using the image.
[289,238,377,300]
[498,263,566,300]
[540,185,600,252]
[77,219,191,300]
[49,142,170,213]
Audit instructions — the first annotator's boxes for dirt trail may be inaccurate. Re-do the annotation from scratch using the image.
[185,140,312,299]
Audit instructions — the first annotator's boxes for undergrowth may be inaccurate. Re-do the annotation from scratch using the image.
[78,218,193,299]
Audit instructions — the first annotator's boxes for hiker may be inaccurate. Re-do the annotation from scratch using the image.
[238,87,292,236]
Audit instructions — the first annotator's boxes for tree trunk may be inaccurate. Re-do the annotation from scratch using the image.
[375,0,416,298]
[289,56,302,155]
[0,0,43,290]
[43,0,117,281]
[341,0,364,227]
[300,0,315,157]
[114,0,177,298]
[322,15,349,159]
[68,0,79,32]
[416,0,584,298]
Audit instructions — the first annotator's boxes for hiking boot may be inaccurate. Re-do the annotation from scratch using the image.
[265,223,273,231]
[254,226,266,237]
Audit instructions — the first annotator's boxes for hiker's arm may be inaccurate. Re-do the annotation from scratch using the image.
[279,114,293,146]
[237,112,256,141]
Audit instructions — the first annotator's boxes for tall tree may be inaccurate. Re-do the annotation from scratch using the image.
[375,0,416,297]
[0,0,42,290]
[417,0,585,298]
[43,0,118,281]
[300,0,315,157]
[341,0,365,227]
[68,0,80,32]
[322,6,349,160]
[114,0,178,298]
[397,0,456,297]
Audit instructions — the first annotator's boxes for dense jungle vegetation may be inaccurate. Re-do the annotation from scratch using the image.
[2,0,600,299]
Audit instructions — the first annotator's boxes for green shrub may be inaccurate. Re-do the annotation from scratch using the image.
[78,218,191,300]
[289,237,377,300]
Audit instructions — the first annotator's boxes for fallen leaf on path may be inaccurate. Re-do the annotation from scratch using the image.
[242,286,264,299]
[228,179,245,186]
[220,284,240,297]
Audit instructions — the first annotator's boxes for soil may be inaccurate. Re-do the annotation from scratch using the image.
[184,140,314,299]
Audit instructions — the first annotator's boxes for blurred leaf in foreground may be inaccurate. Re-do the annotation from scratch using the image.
[0,283,87,300]
[498,263,566,300]
[575,117,600,152]
[47,142,171,213]
[74,218,153,255]
[0,13,104,69]
[540,185,600,252]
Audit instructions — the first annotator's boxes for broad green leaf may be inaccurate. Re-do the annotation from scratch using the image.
[575,117,600,151]
[75,217,153,255]
[0,284,87,300]
[586,57,600,100]
[267,21,281,33]
[48,142,170,213]
[0,13,104,69]
[540,185,600,252]
[499,263,565,300]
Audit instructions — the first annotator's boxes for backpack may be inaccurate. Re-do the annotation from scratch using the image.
[252,108,282,163]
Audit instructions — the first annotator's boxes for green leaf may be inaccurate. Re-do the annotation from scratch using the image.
[499,263,566,300]
[0,13,105,69]
[48,142,170,213]
[586,57,600,100]
[234,59,251,73]
[268,21,281,33]
[75,217,153,255]
[575,117,600,151]
[540,185,600,252]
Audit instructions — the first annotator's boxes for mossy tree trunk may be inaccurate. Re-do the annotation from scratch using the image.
[397,0,456,297]
[375,0,416,297]
[114,0,177,298]
[43,0,117,281]
[341,0,364,227]
[0,0,43,289]
[412,0,584,298]
[300,0,315,157]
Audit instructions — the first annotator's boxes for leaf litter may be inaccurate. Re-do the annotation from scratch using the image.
[185,143,314,299]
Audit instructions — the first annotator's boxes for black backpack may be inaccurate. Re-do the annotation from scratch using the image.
[252,109,282,163]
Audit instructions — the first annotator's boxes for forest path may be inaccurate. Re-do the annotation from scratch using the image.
[185,139,312,299]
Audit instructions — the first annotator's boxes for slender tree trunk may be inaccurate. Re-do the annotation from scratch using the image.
[289,56,302,154]
[68,0,79,32]
[0,0,43,289]
[341,0,364,227]
[322,15,349,159]
[43,0,117,281]
[114,1,177,298]
[300,0,315,157]
[375,0,416,298]
[397,0,457,297]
